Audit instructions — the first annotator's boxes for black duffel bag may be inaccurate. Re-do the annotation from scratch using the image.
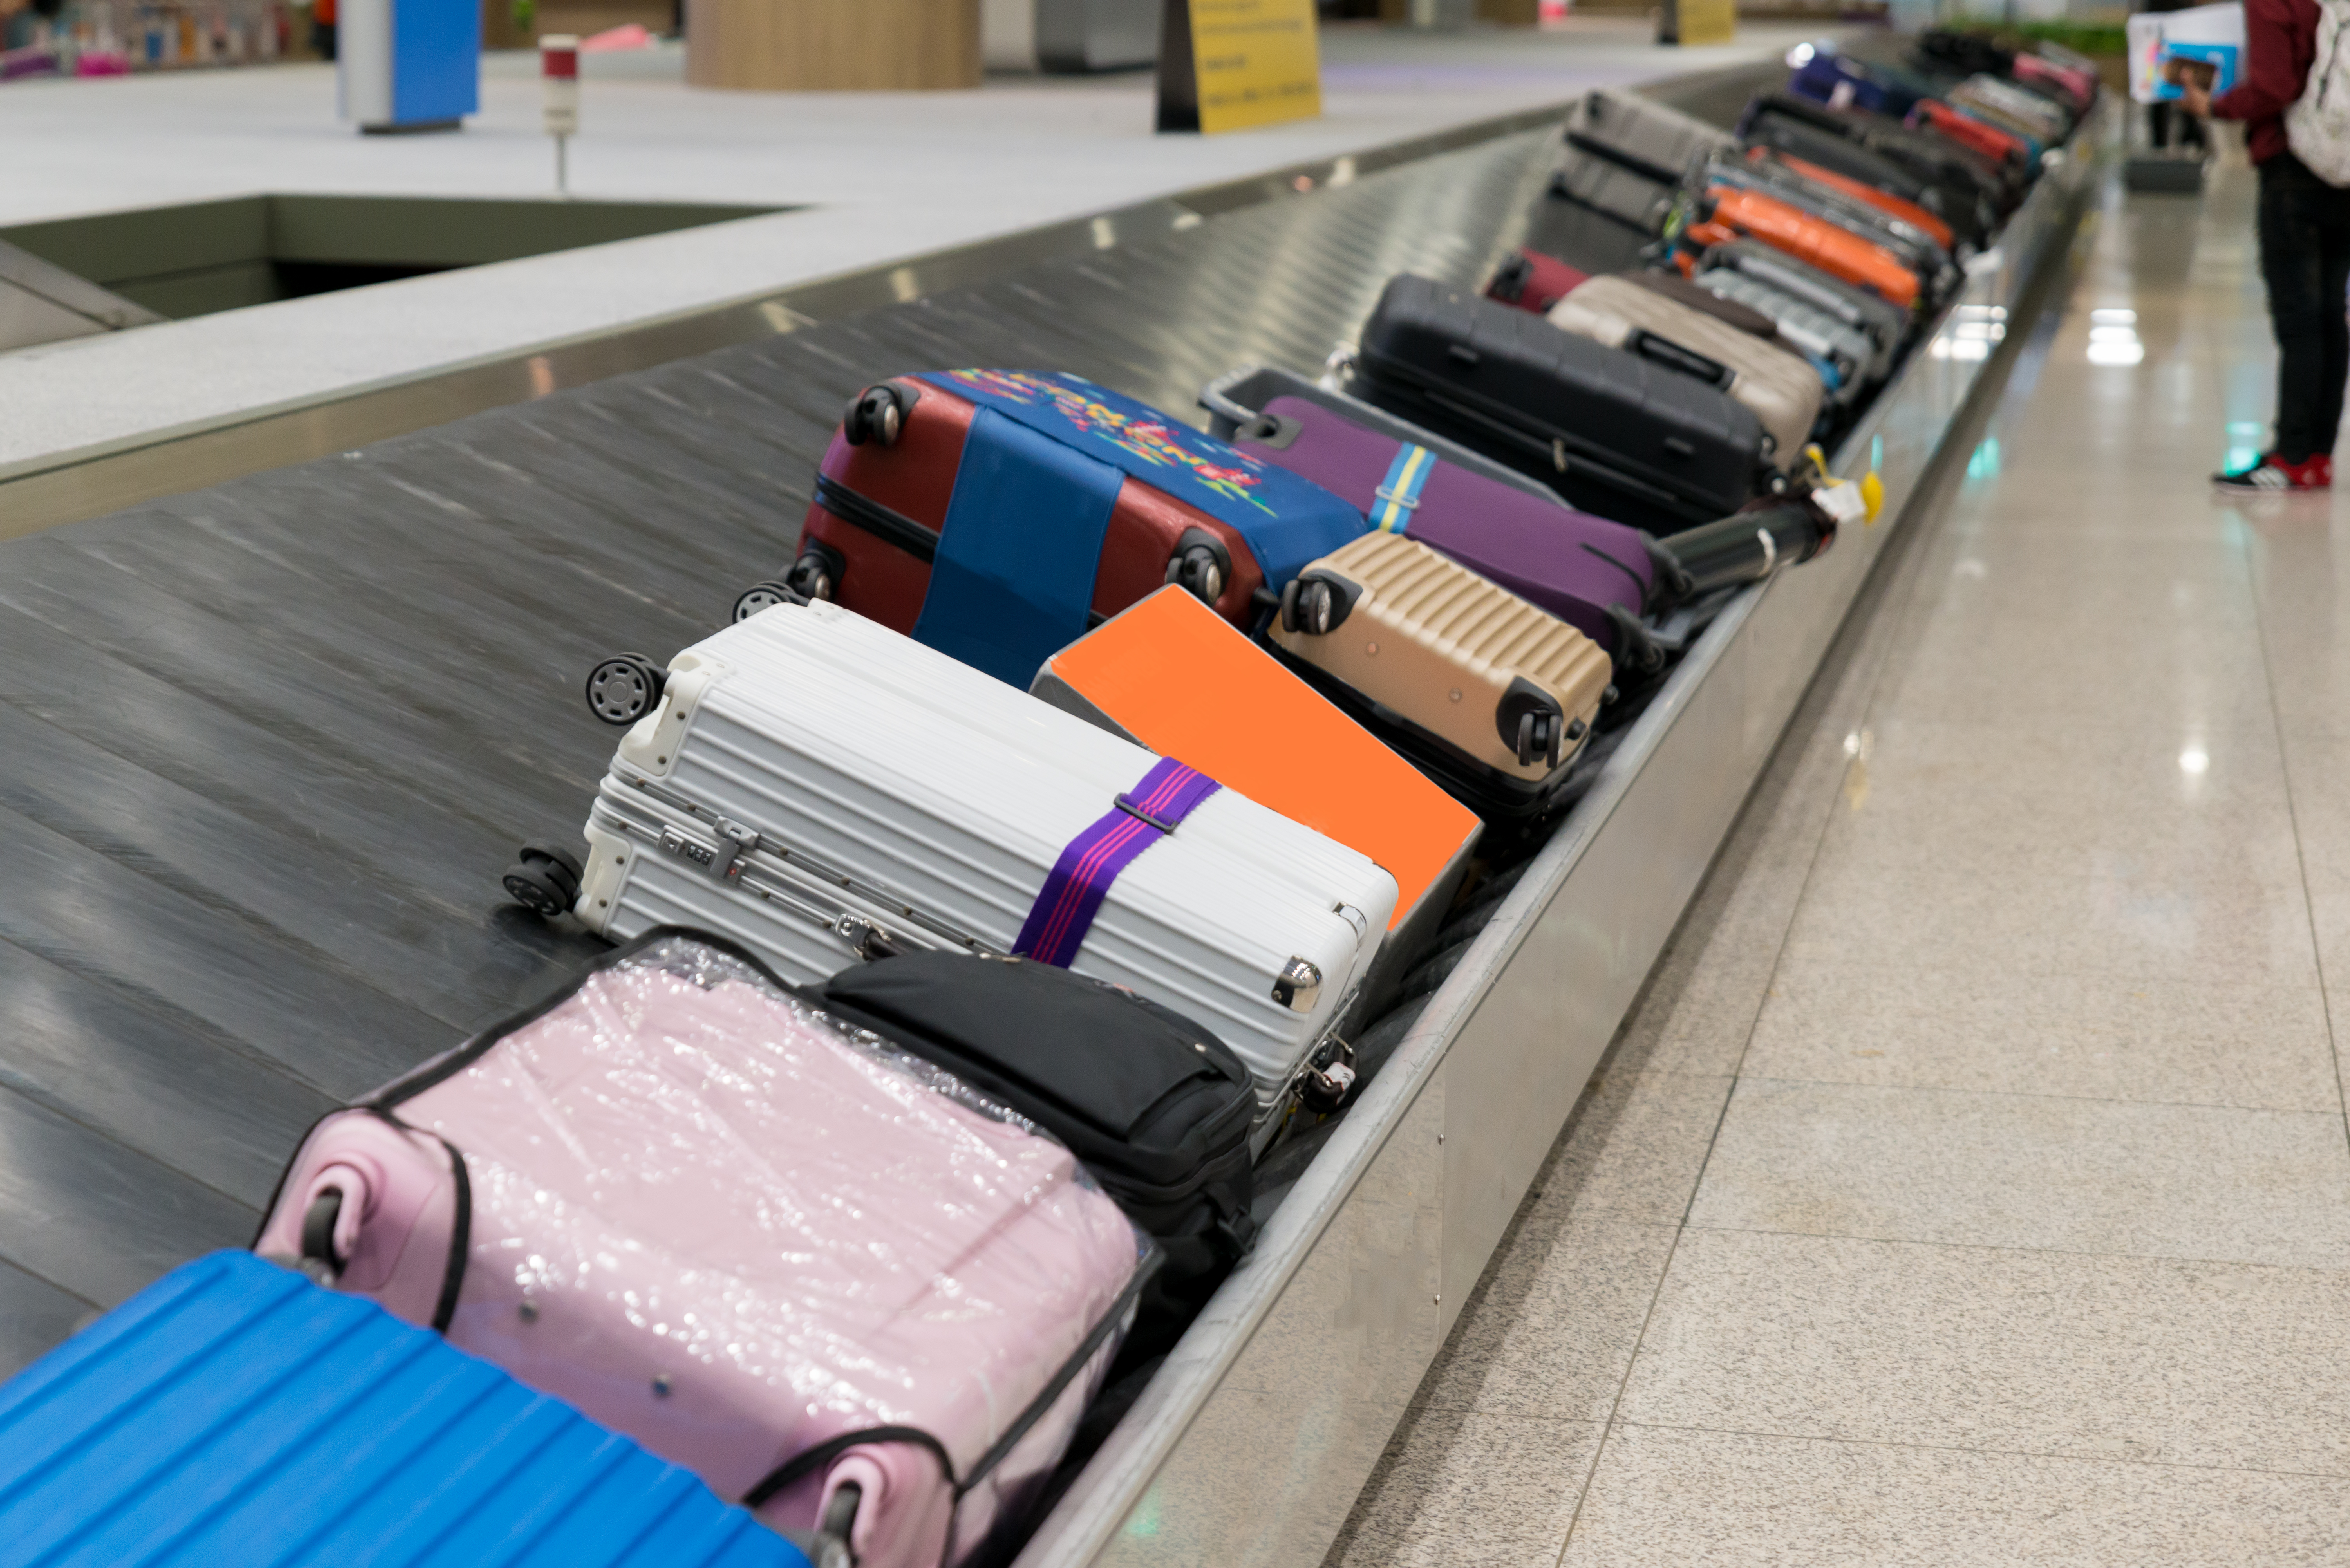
[814,950,1258,1360]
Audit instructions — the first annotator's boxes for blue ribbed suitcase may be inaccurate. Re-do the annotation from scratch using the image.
[0,1252,813,1568]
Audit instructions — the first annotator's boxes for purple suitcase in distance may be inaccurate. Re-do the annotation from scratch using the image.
[1200,364,1685,676]
[253,930,1150,1568]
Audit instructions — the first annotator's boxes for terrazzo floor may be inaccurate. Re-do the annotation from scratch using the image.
[1327,139,2350,1566]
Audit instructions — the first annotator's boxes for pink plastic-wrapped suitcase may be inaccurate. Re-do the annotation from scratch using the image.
[253,930,1149,1568]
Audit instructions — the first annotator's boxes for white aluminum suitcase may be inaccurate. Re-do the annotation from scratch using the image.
[1546,274,1823,471]
[571,600,1398,1123]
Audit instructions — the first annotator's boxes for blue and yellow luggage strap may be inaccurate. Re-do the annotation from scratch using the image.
[1372,442,1438,533]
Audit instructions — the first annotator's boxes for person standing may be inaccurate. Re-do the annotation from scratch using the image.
[2144,0,2213,154]
[2186,0,2350,491]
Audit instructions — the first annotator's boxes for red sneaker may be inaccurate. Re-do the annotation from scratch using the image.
[2214,453,2328,493]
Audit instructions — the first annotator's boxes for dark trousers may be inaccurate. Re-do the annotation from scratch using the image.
[2258,152,2350,462]
[2149,101,2207,152]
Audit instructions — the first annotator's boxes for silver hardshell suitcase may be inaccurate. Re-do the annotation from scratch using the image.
[1692,267,1878,405]
[572,600,1399,1125]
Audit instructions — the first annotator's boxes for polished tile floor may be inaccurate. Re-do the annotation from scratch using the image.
[1328,148,2350,1565]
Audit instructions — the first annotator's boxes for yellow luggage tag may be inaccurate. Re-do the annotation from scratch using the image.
[1801,443,1883,527]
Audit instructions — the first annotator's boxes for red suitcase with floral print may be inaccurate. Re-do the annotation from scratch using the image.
[754,370,1366,690]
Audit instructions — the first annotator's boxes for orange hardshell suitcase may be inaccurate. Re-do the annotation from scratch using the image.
[1696,187,1921,310]
[1761,149,1957,252]
[1913,99,2029,170]
[1034,585,1483,976]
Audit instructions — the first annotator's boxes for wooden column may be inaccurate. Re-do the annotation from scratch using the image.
[687,0,982,89]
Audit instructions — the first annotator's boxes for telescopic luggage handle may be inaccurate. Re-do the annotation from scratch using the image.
[1626,328,1735,389]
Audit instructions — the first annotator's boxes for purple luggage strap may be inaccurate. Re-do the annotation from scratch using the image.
[1014,758,1222,968]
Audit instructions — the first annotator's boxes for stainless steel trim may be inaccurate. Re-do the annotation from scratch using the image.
[1011,103,2108,1568]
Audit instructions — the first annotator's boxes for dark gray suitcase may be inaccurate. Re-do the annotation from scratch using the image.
[1349,273,1770,533]
[1531,156,1670,273]
[1565,87,1735,184]
[1530,88,1735,271]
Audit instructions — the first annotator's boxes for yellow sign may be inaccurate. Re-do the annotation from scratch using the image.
[1664,0,1734,46]
[1162,0,1323,136]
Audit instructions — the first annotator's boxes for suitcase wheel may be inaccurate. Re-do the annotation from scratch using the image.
[732,580,806,623]
[298,1187,346,1284]
[1499,677,1569,769]
[585,653,667,726]
[1488,252,1531,303]
[808,1481,862,1568]
[785,540,846,602]
[842,383,908,448]
[502,843,584,921]
[1165,528,1233,605]
[1278,570,1359,637]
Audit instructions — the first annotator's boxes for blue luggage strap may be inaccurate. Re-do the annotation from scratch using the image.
[912,406,1123,688]
[921,369,1366,586]
[1371,441,1438,533]
[1014,758,1222,968]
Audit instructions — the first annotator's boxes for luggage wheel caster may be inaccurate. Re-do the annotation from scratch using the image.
[585,653,666,726]
[811,1480,861,1568]
[1165,528,1231,606]
[503,843,584,920]
[785,542,843,603]
[298,1187,346,1285]
[1515,712,1553,769]
[1296,1041,1358,1115]
[732,580,806,623]
[1279,571,1354,637]
[843,383,907,448]
[1498,677,1567,769]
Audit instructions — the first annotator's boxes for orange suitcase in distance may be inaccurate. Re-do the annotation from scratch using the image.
[1758,148,1956,253]
[1695,187,1921,310]
[1034,585,1483,1001]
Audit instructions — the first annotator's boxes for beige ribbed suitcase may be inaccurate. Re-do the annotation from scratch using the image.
[1265,532,1613,821]
[1546,274,1822,472]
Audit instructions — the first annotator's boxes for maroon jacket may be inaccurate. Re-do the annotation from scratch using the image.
[2208,0,2319,164]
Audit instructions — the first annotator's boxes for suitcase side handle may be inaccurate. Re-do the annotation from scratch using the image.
[1625,327,1734,390]
[1562,128,1683,188]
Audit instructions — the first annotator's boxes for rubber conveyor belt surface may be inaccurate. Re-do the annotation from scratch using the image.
[0,122,1567,1370]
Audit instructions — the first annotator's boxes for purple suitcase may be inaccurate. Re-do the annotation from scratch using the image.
[253,930,1149,1568]
[1200,365,1684,674]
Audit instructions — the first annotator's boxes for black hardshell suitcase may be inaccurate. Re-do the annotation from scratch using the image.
[1913,26,2016,80]
[1350,273,1770,533]
[813,950,1260,1360]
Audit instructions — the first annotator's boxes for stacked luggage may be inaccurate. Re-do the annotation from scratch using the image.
[0,31,2079,1567]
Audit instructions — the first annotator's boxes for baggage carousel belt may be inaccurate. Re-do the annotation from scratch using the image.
[0,117,1572,1366]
